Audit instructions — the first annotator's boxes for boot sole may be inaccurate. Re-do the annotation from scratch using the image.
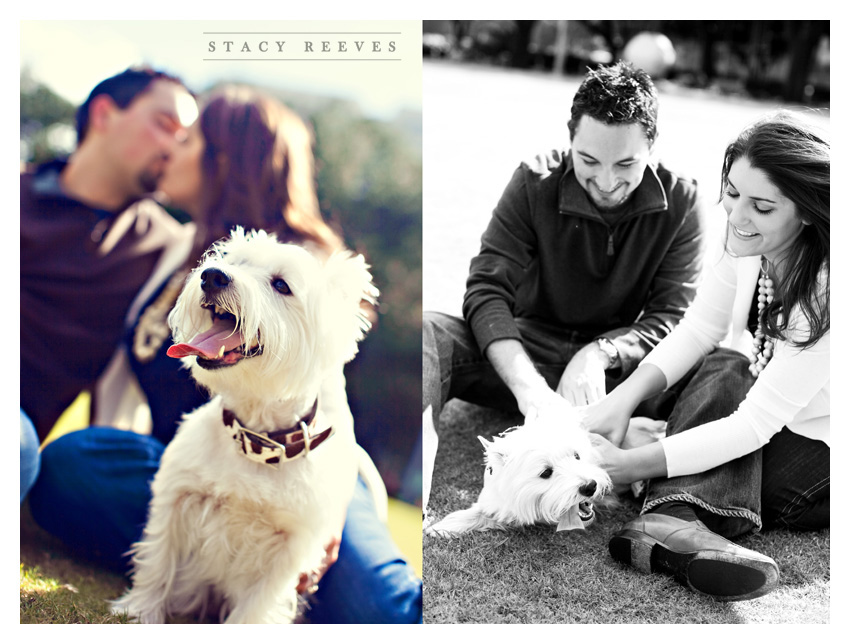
[609,527,779,602]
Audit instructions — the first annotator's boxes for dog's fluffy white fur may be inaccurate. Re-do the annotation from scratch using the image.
[111,228,378,623]
[425,412,667,537]
[425,409,613,536]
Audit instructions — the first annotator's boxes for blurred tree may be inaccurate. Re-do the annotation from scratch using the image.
[783,20,829,102]
[20,69,76,164]
[443,20,828,105]
[508,21,538,69]
[308,99,422,500]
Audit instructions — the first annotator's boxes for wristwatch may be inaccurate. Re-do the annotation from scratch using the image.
[594,337,619,370]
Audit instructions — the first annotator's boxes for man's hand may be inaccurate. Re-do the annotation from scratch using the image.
[485,338,573,420]
[556,342,608,406]
[521,384,575,426]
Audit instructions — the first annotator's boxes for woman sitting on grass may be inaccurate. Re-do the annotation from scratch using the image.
[584,111,829,602]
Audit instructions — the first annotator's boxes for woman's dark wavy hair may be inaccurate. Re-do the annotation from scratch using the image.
[193,86,344,259]
[567,60,659,144]
[720,111,829,348]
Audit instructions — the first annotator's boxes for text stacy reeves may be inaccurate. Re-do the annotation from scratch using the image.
[207,40,398,54]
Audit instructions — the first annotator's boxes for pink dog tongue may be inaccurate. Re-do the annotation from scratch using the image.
[167,318,244,359]
[556,505,586,532]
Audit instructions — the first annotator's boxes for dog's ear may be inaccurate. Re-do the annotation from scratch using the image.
[478,435,507,467]
[317,251,380,365]
[426,504,505,536]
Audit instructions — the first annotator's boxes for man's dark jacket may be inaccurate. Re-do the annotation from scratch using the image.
[20,160,172,438]
[463,149,708,376]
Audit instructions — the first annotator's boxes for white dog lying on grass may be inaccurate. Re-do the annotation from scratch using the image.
[425,407,665,537]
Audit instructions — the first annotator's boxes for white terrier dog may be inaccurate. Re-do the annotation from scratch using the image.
[425,409,613,536]
[112,228,379,623]
[425,411,666,537]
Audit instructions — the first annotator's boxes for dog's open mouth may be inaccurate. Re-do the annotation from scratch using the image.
[578,501,595,525]
[556,500,596,531]
[166,304,262,369]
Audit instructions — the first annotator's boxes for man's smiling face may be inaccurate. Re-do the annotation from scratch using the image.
[571,115,653,212]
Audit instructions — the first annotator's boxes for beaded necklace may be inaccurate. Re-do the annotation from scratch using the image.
[749,257,775,377]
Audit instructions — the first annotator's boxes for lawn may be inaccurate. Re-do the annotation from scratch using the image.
[20,501,131,624]
[421,60,830,625]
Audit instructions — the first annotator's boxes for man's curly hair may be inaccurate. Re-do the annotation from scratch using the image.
[567,61,658,143]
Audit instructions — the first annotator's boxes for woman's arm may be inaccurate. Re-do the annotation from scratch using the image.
[662,326,830,477]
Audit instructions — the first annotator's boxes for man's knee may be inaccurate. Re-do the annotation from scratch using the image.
[423,311,467,343]
[20,410,40,503]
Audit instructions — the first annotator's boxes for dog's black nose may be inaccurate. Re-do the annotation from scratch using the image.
[579,480,597,497]
[201,268,232,293]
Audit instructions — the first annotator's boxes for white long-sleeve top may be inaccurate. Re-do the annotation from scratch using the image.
[641,239,830,478]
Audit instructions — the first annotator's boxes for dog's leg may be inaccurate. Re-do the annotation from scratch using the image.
[219,520,323,624]
[111,489,212,622]
[425,503,505,537]
[111,531,178,622]
[224,579,300,624]
[222,550,306,623]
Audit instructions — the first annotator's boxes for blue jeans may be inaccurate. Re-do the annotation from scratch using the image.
[20,409,41,503]
[28,427,422,624]
[643,348,830,538]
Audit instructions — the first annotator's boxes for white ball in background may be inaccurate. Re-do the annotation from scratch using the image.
[623,32,677,78]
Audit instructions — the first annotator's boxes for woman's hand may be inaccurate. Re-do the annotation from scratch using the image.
[580,363,668,446]
[580,396,632,447]
[589,432,669,487]
[587,433,630,486]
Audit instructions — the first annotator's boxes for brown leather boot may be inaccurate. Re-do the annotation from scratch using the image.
[609,513,779,601]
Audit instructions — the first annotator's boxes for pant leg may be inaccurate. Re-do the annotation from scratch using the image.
[642,348,763,539]
[28,427,163,571]
[423,311,592,422]
[761,428,829,531]
[20,409,41,503]
[307,477,423,623]
[422,311,515,427]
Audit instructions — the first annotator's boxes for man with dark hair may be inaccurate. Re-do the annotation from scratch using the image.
[74,67,190,144]
[423,61,708,503]
[20,67,198,498]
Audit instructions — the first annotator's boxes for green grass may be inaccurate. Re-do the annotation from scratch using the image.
[20,503,130,624]
[423,400,830,624]
[23,393,422,624]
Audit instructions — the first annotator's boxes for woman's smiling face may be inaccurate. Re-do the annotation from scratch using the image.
[722,156,808,264]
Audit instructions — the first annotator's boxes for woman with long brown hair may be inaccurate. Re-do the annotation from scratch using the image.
[584,111,829,602]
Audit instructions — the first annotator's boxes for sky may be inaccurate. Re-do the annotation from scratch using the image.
[20,20,422,120]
